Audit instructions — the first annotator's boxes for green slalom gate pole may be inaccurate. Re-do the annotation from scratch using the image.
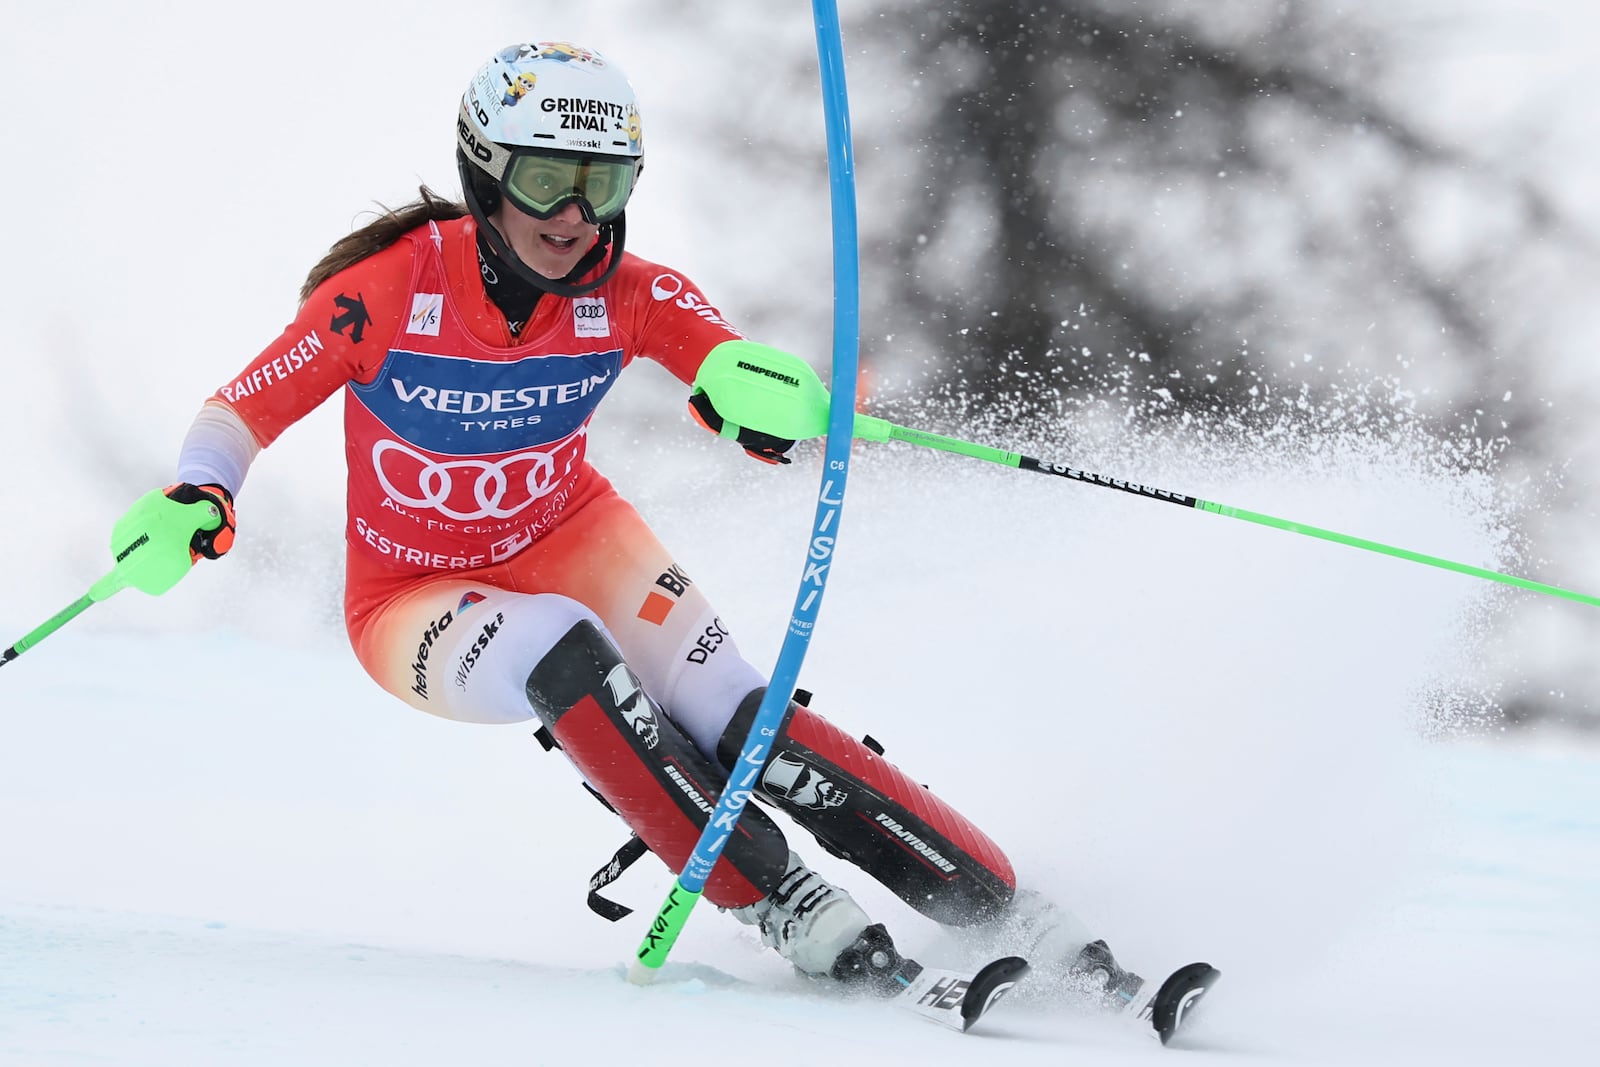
[628,0,865,980]
[2,490,223,669]
[692,345,1600,611]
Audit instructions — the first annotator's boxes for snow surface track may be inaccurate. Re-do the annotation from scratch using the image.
[4,428,1597,1066]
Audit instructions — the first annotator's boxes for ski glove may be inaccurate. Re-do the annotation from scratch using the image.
[162,482,237,561]
[687,390,795,465]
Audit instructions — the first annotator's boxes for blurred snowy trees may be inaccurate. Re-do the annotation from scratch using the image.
[847,3,1591,434]
[663,0,1600,727]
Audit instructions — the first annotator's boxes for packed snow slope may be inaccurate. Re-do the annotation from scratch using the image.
[4,414,1597,1067]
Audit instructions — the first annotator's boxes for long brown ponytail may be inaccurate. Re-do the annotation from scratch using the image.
[299,185,467,305]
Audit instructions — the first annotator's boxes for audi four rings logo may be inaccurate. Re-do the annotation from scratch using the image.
[372,433,583,521]
[573,303,607,318]
[650,274,684,301]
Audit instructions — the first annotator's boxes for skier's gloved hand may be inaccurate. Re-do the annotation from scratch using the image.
[687,389,795,465]
[162,482,237,561]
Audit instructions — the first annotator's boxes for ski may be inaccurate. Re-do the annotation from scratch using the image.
[1131,961,1221,1045]
[881,946,1214,1042]
[894,955,1031,1033]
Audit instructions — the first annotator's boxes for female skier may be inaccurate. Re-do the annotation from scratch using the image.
[128,41,1208,1032]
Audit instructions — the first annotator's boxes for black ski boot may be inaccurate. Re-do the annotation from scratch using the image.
[829,922,923,996]
[1069,938,1146,1011]
[1074,940,1221,1043]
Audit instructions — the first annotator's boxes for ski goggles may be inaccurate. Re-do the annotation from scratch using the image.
[500,148,641,224]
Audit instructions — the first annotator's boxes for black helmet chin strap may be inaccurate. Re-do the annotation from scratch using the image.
[458,151,628,299]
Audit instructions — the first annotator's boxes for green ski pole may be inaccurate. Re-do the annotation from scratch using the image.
[691,344,1600,610]
[2,489,223,668]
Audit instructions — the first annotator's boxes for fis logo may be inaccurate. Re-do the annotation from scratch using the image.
[408,293,444,336]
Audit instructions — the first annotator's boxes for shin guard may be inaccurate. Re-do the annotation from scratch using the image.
[525,621,788,909]
[718,689,1016,926]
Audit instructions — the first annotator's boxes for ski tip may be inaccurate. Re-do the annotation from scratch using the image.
[1150,962,1220,1046]
[897,955,1030,1033]
[959,955,1030,1032]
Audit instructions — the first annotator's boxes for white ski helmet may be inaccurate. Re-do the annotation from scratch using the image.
[456,43,645,295]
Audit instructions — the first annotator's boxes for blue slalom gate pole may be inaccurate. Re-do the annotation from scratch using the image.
[630,0,863,978]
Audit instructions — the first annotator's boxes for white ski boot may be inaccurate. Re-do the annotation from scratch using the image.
[731,851,914,994]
